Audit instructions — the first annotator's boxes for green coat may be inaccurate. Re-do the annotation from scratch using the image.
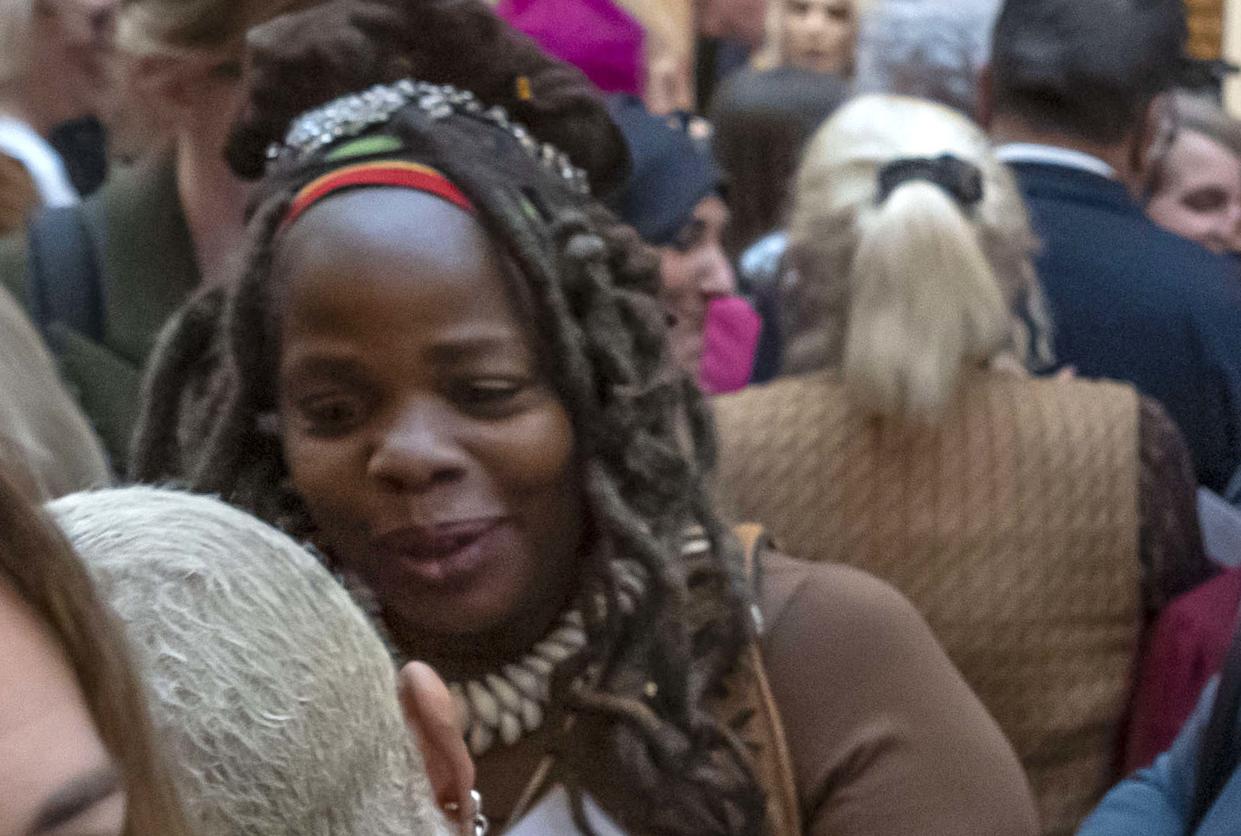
[0,156,200,468]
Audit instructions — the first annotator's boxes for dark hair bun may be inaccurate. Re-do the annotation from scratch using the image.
[225,0,630,196]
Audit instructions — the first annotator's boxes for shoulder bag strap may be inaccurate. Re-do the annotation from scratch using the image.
[732,523,803,835]
[26,204,105,345]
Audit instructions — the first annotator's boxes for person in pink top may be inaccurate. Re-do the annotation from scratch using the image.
[496,0,644,95]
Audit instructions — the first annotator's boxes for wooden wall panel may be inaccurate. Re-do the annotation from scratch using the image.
[1188,0,1225,59]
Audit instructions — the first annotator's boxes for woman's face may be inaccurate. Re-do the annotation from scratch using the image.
[277,189,583,658]
[0,581,125,836]
[1147,129,1241,255]
[659,195,736,376]
[30,0,116,126]
[780,0,858,76]
[32,0,116,114]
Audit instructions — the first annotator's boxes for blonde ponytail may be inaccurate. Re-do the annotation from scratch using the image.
[784,95,1047,422]
[844,178,1008,420]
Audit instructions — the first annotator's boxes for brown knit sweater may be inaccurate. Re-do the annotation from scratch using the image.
[712,369,1209,835]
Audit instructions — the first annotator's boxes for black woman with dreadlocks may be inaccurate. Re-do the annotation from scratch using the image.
[130,1,1038,833]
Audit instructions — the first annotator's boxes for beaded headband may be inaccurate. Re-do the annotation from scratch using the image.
[267,78,592,195]
[281,160,475,231]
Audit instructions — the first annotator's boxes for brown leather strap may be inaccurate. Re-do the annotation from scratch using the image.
[731,524,803,835]
[733,522,769,579]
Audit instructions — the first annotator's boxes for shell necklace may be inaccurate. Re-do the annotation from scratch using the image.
[448,609,587,757]
[447,561,648,757]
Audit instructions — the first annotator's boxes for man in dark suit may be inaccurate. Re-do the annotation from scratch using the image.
[982,0,1241,493]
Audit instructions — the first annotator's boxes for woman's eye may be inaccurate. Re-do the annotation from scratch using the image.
[208,59,243,81]
[454,380,528,412]
[1183,189,1228,213]
[671,220,707,254]
[297,395,366,435]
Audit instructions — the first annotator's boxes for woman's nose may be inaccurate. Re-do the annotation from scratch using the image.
[367,403,469,493]
[803,10,830,33]
[699,249,737,298]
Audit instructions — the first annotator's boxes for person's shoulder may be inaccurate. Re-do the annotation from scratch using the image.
[1078,208,1239,300]
[753,552,1041,834]
[716,369,835,406]
[754,551,943,724]
[1143,223,1238,283]
[757,551,930,654]
[1150,239,1241,339]
[1020,372,1139,405]
[1042,188,1235,296]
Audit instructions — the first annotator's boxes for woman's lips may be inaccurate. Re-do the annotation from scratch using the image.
[371,519,510,590]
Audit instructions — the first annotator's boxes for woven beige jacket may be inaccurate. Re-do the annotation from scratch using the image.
[713,369,1209,836]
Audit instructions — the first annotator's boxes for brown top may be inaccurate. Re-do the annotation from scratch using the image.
[756,553,1039,835]
[500,550,1039,835]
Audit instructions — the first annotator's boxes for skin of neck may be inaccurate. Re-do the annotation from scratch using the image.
[401,611,566,684]
[175,129,251,286]
[0,78,67,137]
[390,559,581,684]
[989,113,1152,199]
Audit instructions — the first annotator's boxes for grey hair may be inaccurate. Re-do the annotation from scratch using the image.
[852,0,1000,116]
[46,486,452,836]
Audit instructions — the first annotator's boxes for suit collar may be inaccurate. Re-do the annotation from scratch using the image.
[995,143,1118,180]
[1005,160,1142,217]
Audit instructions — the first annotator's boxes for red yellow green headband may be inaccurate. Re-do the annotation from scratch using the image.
[281,160,475,231]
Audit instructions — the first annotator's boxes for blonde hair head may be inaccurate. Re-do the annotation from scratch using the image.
[116,0,303,57]
[784,93,1050,421]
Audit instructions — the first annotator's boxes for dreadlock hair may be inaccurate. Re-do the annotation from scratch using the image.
[131,4,764,833]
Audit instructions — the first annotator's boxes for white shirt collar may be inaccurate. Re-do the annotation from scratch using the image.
[0,115,79,209]
[994,142,1118,181]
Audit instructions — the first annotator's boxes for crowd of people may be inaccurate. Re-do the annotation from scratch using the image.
[4,0,1241,834]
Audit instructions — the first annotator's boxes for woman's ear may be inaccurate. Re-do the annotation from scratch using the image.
[1135,93,1175,197]
[398,661,476,833]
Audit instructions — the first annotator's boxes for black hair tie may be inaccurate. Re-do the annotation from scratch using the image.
[876,154,984,208]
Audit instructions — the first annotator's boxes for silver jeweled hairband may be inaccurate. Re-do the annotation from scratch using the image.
[267,78,592,195]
